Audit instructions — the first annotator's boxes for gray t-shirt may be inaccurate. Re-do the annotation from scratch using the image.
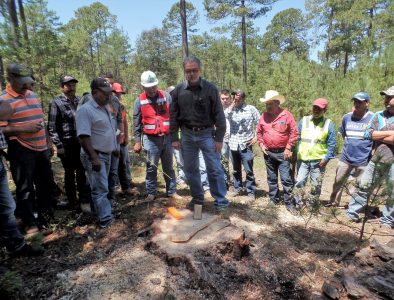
[76,98,117,154]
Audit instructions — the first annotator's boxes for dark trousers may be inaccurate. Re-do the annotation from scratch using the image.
[59,139,91,204]
[231,146,256,195]
[264,150,294,205]
[8,141,54,227]
[0,158,25,252]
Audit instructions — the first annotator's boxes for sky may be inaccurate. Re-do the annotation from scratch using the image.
[47,0,307,47]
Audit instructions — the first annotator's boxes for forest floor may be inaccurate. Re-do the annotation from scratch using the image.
[1,150,393,299]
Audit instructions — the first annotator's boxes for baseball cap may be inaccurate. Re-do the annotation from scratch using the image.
[351,92,370,101]
[90,77,113,94]
[313,98,328,109]
[6,63,35,84]
[380,86,394,96]
[60,75,78,85]
[112,82,125,94]
[141,71,159,88]
[231,89,246,97]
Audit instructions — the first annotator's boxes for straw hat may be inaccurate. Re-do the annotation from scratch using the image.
[259,90,286,104]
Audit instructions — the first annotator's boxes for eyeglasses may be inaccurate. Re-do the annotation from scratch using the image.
[184,68,200,74]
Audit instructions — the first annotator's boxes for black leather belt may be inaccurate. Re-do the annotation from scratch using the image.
[267,148,286,153]
[183,124,211,132]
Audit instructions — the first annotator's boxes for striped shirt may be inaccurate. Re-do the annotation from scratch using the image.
[0,85,47,151]
[339,111,374,166]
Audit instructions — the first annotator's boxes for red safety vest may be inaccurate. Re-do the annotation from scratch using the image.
[140,90,170,136]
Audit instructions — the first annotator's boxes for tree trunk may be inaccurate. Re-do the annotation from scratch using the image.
[343,49,349,77]
[0,55,5,89]
[180,0,189,59]
[17,0,29,51]
[241,0,247,83]
[7,0,21,50]
[325,6,334,62]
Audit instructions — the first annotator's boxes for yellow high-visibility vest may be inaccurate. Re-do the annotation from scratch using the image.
[297,116,331,161]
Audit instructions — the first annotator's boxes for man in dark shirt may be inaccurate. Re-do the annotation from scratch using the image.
[170,56,229,213]
[48,75,91,210]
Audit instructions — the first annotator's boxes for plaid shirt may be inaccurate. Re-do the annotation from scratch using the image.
[0,130,7,150]
[0,100,7,150]
[225,103,260,151]
[48,94,80,149]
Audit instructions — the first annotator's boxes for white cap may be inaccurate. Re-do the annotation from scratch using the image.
[141,71,158,88]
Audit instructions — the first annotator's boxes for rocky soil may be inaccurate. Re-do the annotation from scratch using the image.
[0,156,393,299]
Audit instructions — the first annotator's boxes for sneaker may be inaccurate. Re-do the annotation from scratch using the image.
[168,193,183,200]
[99,218,114,229]
[286,205,299,215]
[145,194,155,201]
[80,203,92,214]
[10,244,44,258]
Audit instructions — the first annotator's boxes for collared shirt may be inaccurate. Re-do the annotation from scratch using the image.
[339,111,374,166]
[48,93,80,149]
[225,103,260,151]
[297,116,336,162]
[256,109,299,150]
[0,85,47,151]
[133,91,172,143]
[76,98,117,154]
[170,79,226,143]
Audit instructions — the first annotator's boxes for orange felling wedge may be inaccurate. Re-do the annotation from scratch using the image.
[168,207,183,220]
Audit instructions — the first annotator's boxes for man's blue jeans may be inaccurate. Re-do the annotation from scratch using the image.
[347,161,394,227]
[181,127,228,208]
[118,144,132,190]
[294,160,325,205]
[173,148,187,184]
[81,152,112,224]
[174,148,210,191]
[108,151,119,200]
[0,159,25,252]
[143,134,176,196]
[221,142,231,187]
[231,145,256,195]
[199,150,210,192]
[264,151,294,204]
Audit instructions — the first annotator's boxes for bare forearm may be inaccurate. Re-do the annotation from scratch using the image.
[79,136,98,160]
[382,135,394,145]
[2,125,28,136]
[372,130,394,141]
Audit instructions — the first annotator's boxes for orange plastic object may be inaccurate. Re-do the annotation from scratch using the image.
[168,207,183,220]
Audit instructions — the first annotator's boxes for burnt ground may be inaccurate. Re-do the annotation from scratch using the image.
[0,151,393,299]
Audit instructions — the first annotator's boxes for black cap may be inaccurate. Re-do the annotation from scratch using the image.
[6,63,35,84]
[60,75,78,85]
[90,77,113,94]
[231,89,246,97]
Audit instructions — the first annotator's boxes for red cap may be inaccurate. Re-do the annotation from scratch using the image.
[313,98,328,109]
[112,82,125,94]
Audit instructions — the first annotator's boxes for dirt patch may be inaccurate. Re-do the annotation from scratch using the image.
[1,156,393,299]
